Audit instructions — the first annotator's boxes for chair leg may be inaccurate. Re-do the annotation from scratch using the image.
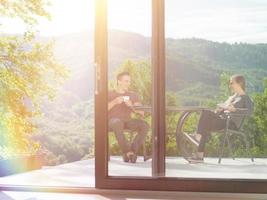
[251,156,254,162]
[218,130,228,164]
[142,142,149,161]
[244,142,254,162]
[248,140,254,162]
[143,142,147,161]
[218,138,226,164]
[226,134,235,160]
[219,117,232,164]
[244,136,254,162]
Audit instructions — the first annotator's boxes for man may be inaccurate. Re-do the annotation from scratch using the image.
[108,72,149,163]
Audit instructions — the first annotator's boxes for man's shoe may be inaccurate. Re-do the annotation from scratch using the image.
[183,133,199,146]
[129,153,137,163]
[122,153,129,162]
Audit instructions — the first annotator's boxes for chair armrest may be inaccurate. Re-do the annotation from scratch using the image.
[224,109,251,117]
[224,109,252,131]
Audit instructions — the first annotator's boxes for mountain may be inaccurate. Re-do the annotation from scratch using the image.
[47,30,267,105]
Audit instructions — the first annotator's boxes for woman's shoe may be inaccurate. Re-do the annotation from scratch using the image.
[188,157,204,163]
[187,154,204,163]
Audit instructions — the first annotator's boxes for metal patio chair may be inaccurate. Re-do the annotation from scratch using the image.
[217,111,254,163]
[176,109,254,164]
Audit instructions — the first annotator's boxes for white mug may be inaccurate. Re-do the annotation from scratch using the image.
[122,96,130,102]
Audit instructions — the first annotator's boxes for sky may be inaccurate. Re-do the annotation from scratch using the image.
[2,0,267,43]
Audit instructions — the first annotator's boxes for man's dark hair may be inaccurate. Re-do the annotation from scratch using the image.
[117,72,130,81]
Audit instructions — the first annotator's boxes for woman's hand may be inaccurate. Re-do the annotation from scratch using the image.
[215,107,224,114]
[226,104,237,112]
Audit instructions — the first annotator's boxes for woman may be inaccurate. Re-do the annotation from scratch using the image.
[187,74,253,163]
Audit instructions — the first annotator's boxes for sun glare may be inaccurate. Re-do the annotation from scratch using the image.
[1,0,95,36]
[108,0,151,36]
[1,0,267,42]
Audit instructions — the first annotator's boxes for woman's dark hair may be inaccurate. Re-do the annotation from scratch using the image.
[117,72,130,81]
[231,74,246,91]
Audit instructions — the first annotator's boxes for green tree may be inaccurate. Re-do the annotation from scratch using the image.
[249,78,267,156]
[0,0,68,157]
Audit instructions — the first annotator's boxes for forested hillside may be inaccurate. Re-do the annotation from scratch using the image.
[50,30,267,105]
[32,30,267,163]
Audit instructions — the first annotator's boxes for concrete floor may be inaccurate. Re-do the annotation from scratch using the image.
[109,157,267,179]
[1,157,267,188]
[1,157,267,199]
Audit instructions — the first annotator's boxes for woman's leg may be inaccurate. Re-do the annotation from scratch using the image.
[197,110,218,136]
[190,110,226,161]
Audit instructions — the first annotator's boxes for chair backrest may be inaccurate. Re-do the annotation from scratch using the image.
[230,98,254,130]
[232,97,254,131]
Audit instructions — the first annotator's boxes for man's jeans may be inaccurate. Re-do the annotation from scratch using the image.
[109,118,149,154]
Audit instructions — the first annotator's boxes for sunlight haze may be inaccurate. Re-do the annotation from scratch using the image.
[2,0,267,43]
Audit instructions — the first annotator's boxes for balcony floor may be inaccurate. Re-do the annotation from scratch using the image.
[1,157,267,188]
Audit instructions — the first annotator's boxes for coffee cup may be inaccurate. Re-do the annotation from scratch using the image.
[122,96,130,102]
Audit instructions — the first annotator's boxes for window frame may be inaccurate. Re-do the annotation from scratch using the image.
[0,0,266,194]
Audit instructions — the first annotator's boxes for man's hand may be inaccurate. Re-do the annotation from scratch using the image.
[114,96,124,105]
[124,99,133,107]
[135,110,145,118]
[124,100,145,117]
[108,96,123,111]
[132,102,145,118]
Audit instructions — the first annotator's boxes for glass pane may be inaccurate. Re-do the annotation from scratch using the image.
[165,0,267,179]
[107,0,152,176]
[0,0,95,187]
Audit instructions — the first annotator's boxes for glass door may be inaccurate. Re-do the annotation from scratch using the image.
[95,0,267,193]
[107,0,152,177]
[94,0,166,189]
[164,0,267,181]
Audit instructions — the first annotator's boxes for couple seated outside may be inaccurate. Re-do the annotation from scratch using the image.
[108,72,253,164]
[185,74,254,163]
[108,72,149,163]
